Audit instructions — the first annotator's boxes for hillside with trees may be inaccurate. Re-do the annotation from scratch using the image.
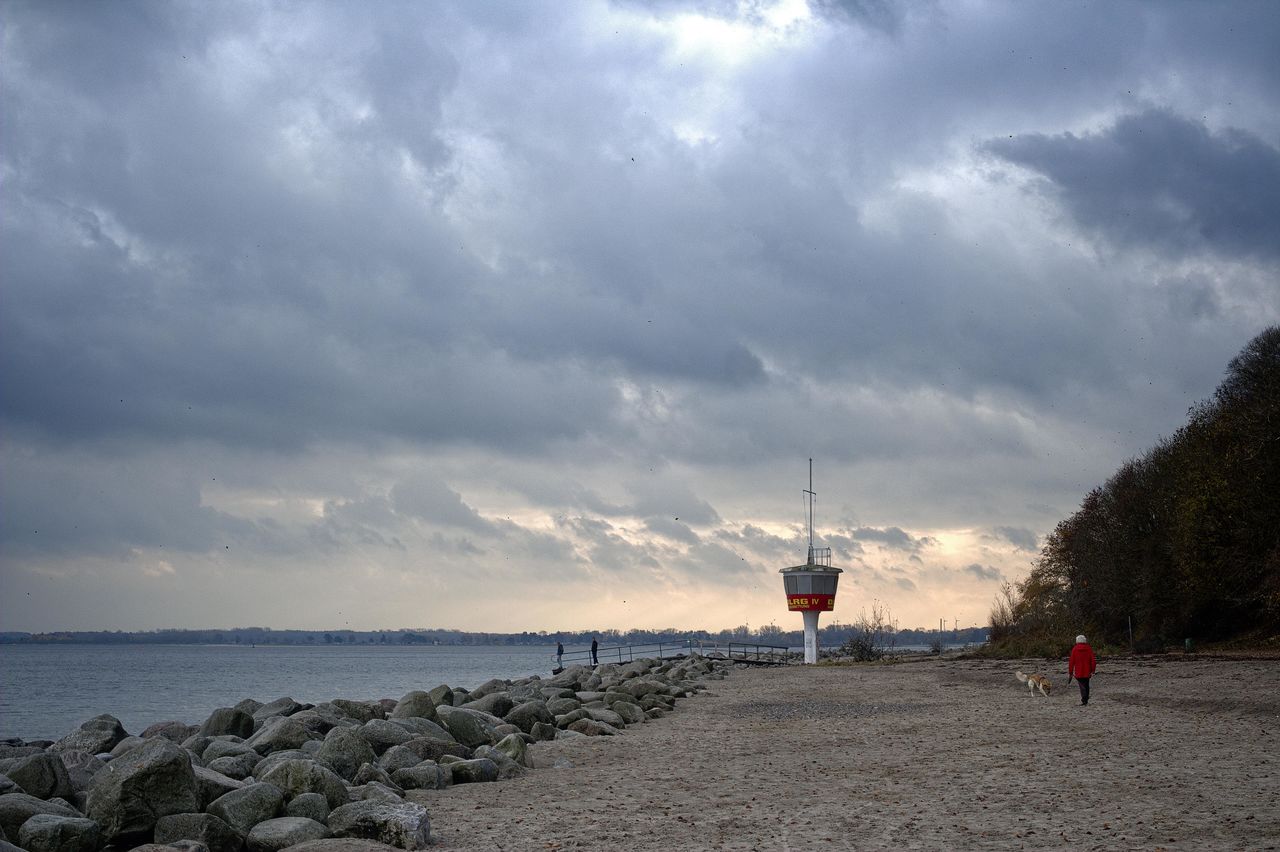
[989,326,1280,655]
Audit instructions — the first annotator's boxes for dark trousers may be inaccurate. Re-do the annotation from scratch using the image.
[1076,676,1091,705]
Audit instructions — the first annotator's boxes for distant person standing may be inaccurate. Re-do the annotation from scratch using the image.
[556,640,564,668]
[591,636,599,666]
[1068,634,1097,705]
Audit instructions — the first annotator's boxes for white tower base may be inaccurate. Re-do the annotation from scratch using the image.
[803,610,821,664]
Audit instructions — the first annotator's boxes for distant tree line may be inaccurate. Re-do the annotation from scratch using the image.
[990,326,1280,654]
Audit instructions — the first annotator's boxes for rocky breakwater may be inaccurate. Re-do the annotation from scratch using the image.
[0,654,728,851]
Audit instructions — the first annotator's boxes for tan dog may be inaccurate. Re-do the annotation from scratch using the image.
[1015,670,1052,697]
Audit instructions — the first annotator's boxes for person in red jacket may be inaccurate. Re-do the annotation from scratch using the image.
[1068,634,1097,705]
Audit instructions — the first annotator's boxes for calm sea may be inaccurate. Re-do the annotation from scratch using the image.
[0,643,567,742]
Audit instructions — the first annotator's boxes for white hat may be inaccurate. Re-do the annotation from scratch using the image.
[1076,634,1087,643]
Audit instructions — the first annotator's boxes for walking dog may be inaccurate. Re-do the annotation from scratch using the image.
[1015,670,1052,697]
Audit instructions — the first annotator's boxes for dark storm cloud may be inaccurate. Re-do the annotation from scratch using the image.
[964,563,1004,583]
[991,526,1038,552]
[849,526,936,553]
[986,110,1280,261]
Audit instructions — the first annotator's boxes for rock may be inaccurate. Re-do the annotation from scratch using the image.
[143,721,200,743]
[129,843,211,852]
[200,709,256,740]
[193,765,246,808]
[466,678,508,701]
[446,758,498,784]
[447,689,469,706]
[16,813,100,852]
[275,839,401,852]
[425,685,453,708]
[566,718,621,736]
[285,791,331,824]
[374,747,420,775]
[503,700,554,734]
[207,752,260,781]
[54,750,105,794]
[154,812,244,852]
[529,722,558,742]
[539,687,577,700]
[52,715,128,755]
[247,718,312,756]
[351,782,402,803]
[289,711,340,738]
[554,709,590,729]
[491,733,531,769]
[611,700,646,725]
[352,764,399,792]
[204,740,254,762]
[355,721,410,755]
[257,759,349,810]
[5,752,73,800]
[434,707,503,749]
[300,740,323,757]
[0,792,81,838]
[326,701,381,724]
[387,692,435,723]
[545,697,580,716]
[0,778,17,797]
[86,737,200,842]
[247,816,329,851]
[315,728,377,783]
[252,749,311,779]
[458,692,513,718]
[0,746,43,760]
[398,738,470,764]
[234,698,265,716]
[253,698,305,724]
[385,718,451,742]
[182,734,215,758]
[388,764,447,791]
[110,736,149,758]
[585,707,626,728]
[471,746,523,780]
[327,799,431,850]
[206,782,285,837]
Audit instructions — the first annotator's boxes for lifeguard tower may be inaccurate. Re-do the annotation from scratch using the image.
[780,460,842,664]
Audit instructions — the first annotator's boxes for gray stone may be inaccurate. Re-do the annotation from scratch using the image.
[491,733,531,768]
[447,689,469,706]
[529,722,558,742]
[109,735,149,758]
[0,792,81,838]
[400,737,469,763]
[566,718,621,736]
[503,700,554,734]
[56,750,106,793]
[585,707,626,728]
[143,721,199,743]
[204,740,254,762]
[206,782,284,837]
[458,692,513,718]
[247,816,329,851]
[154,812,244,852]
[352,764,399,792]
[466,678,508,701]
[207,751,260,781]
[539,687,577,700]
[355,721,410,755]
[325,700,380,724]
[434,707,503,749]
[315,728,377,782]
[375,746,420,775]
[0,746,43,760]
[52,715,128,755]
[387,692,436,723]
[251,749,310,779]
[233,698,265,716]
[388,764,447,791]
[289,711,340,738]
[300,740,323,757]
[128,843,212,852]
[425,685,452,708]
[252,698,305,724]
[85,737,200,842]
[285,791,330,824]
[554,709,590,729]
[446,758,498,784]
[472,746,524,780]
[386,717,451,742]
[0,776,18,796]
[276,839,403,852]
[611,700,646,725]
[327,799,431,850]
[182,734,215,758]
[17,813,100,852]
[194,765,246,808]
[545,697,581,716]
[247,717,312,756]
[5,751,73,800]
[200,708,256,740]
[257,759,349,810]
[352,782,402,803]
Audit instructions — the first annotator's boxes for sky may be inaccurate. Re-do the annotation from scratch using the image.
[2,0,1278,636]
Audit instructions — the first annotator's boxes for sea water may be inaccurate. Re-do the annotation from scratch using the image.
[0,643,566,741]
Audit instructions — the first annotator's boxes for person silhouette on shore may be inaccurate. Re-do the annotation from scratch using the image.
[591,636,599,665]
[556,640,563,668]
[1068,634,1097,705]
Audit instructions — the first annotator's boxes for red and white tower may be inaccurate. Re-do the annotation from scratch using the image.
[780,460,842,664]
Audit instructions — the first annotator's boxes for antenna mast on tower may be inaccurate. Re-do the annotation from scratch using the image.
[803,458,816,565]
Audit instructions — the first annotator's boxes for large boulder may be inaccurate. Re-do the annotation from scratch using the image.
[425,685,453,708]
[398,737,470,764]
[585,707,626,729]
[434,707,503,749]
[466,678,508,701]
[247,816,329,851]
[5,752,73,800]
[56,750,106,793]
[257,759,349,810]
[203,740,254,762]
[285,791,331,823]
[0,792,81,838]
[325,700,381,724]
[200,708,256,739]
[546,697,581,716]
[16,813,100,852]
[387,717,452,742]
[253,697,305,724]
[611,700,646,725]
[85,737,200,842]
[375,746,422,775]
[206,782,284,837]
[503,700,554,734]
[193,765,246,808]
[529,722,558,742]
[315,728,377,782]
[142,721,199,743]
[445,758,498,785]
[566,718,621,737]
[388,763,447,791]
[327,799,431,850]
[206,751,259,781]
[458,692,513,719]
[251,749,310,779]
[387,692,436,723]
[154,812,244,852]
[471,746,523,780]
[247,717,312,755]
[356,721,411,755]
[352,763,400,792]
[491,733,531,769]
[51,715,128,755]
[290,710,342,738]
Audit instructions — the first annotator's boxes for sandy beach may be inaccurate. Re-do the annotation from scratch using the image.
[410,657,1279,851]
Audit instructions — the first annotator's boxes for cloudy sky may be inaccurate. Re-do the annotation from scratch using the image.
[3,0,1278,636]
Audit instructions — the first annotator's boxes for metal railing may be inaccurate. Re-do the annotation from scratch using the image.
[692,640,791,664]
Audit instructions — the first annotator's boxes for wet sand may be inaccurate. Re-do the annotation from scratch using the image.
[410,657,1279,851]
